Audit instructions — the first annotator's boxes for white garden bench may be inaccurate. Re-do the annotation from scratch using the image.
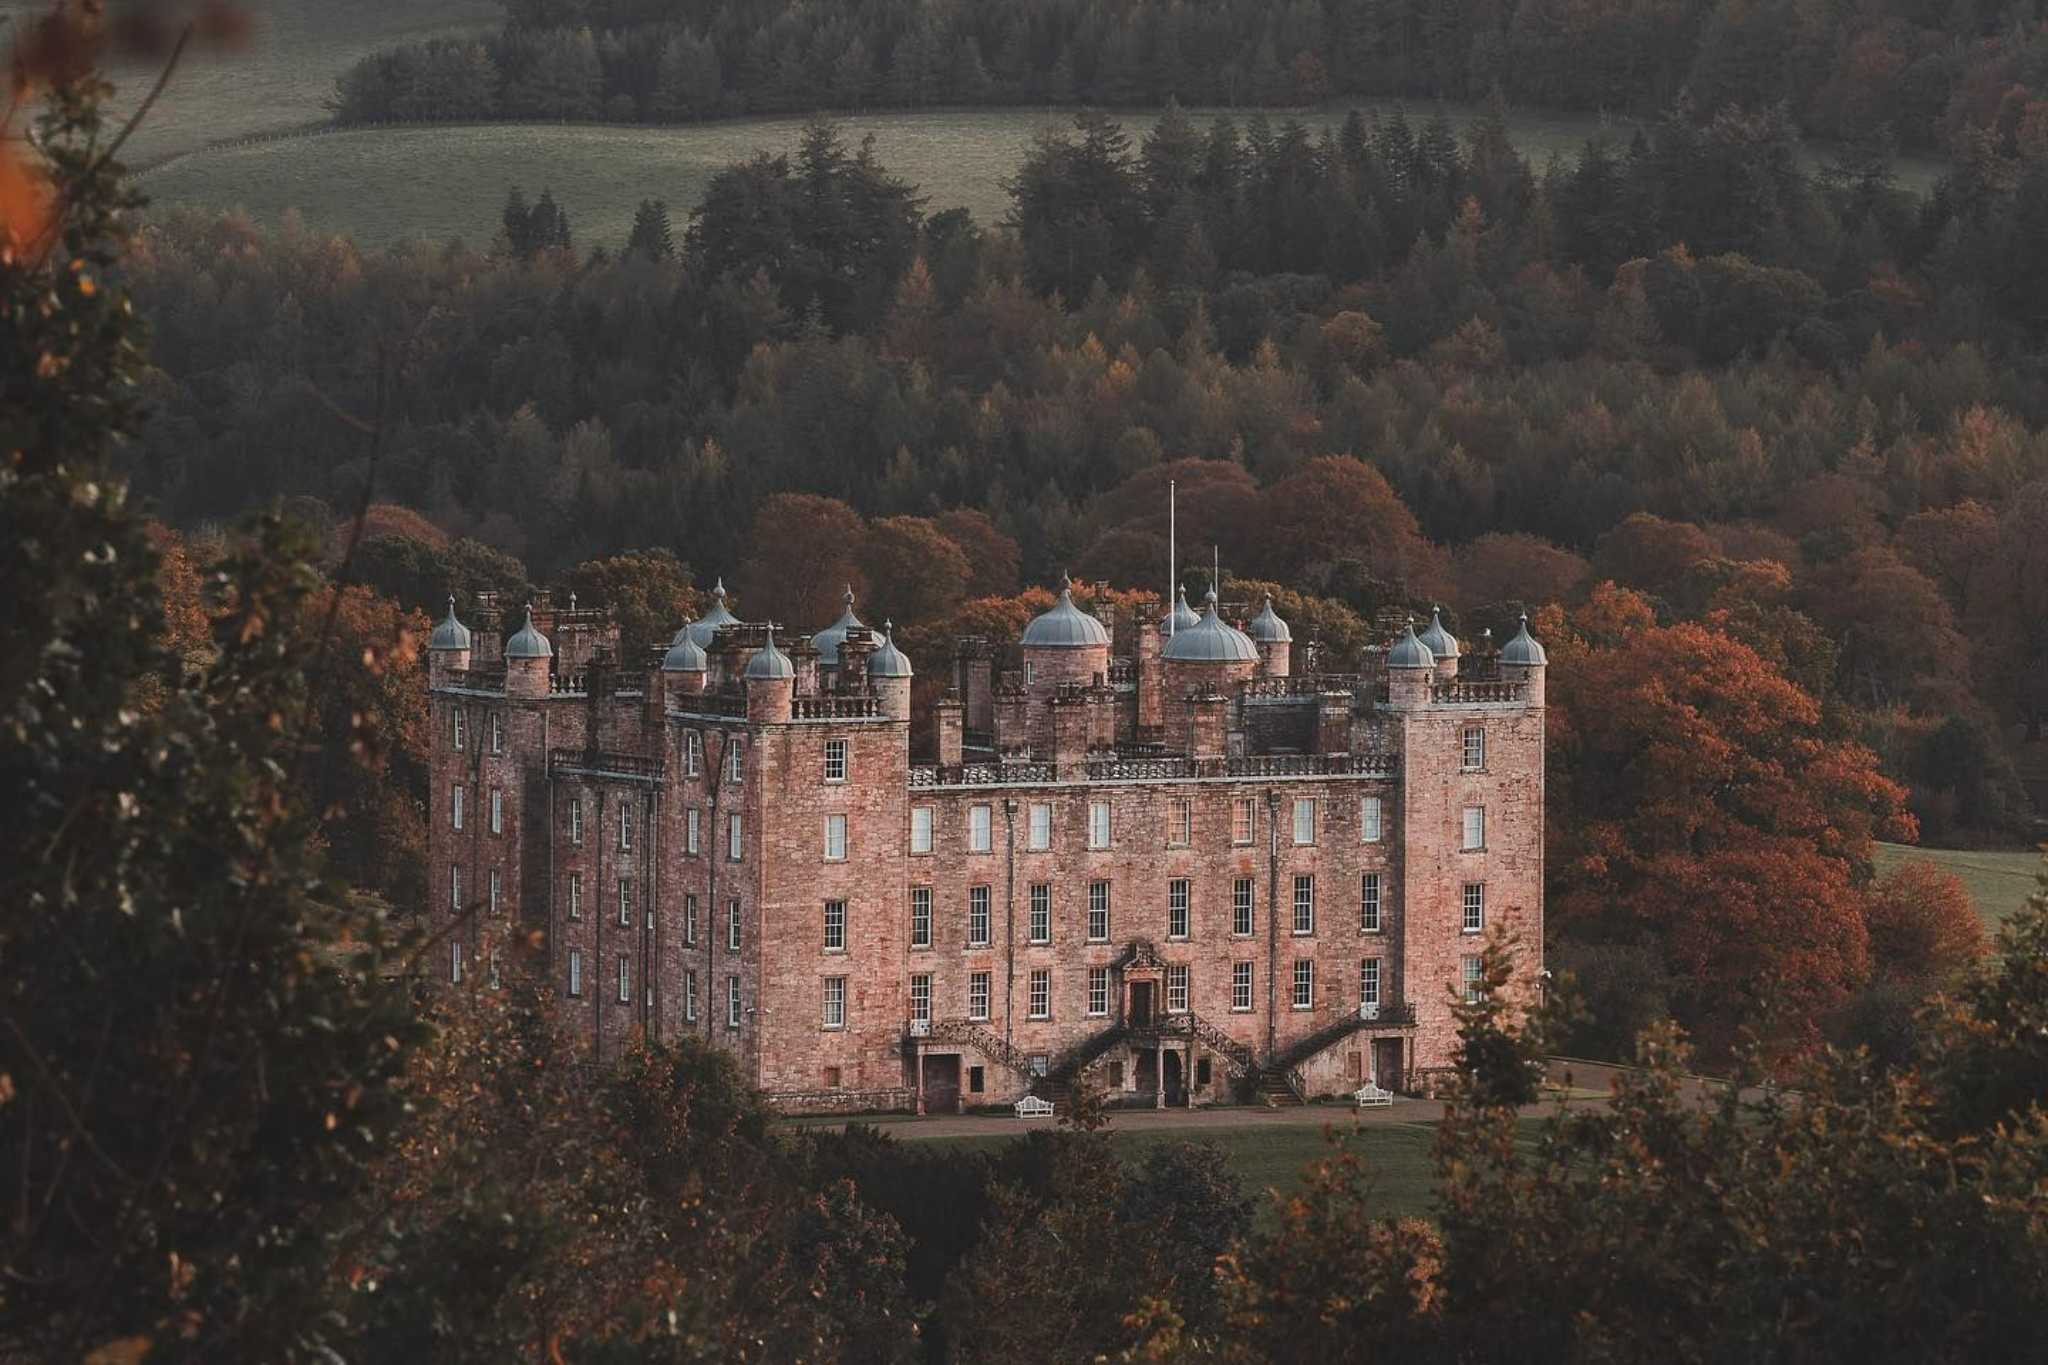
[1013,1095,1055,1118]
[1353,1082,1394,1108]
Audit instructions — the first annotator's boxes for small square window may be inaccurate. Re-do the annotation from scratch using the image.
[824,738,848,783]
[823,1065,843,1088]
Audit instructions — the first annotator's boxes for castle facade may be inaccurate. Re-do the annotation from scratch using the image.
[425,577,1546,1113]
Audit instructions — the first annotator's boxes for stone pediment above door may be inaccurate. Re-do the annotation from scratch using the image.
[1118,938,1165,973]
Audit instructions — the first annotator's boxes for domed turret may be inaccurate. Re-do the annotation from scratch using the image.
[505,604,553,659]
[1246,594,1291,644]
[812,585,865,667]
[870,621,913,721]
[1418,606,1457,659]
[662,632,708,673]
[503,604,552,698]
[1161,589,1258,664]
[430,596,472,652]
[1387,620,1435,670]
[744,625,794,681]
[1161,587,1200,636]
[1499,613,1547,667]
[1245,592,1292,678]
[1020,574,1112,649]
[677,577,740,650]
[868,621,913,678]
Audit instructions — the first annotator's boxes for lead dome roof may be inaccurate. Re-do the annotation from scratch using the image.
[1161,590,1259,663]
[1020,575,1112,648]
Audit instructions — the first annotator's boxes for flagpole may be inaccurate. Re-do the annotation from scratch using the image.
[1167,479,1177,639]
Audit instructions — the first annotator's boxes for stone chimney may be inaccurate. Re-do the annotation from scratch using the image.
[936,690,965,767]
[1051,690,1091,779]
[1135,617,1163,731]
[1188,693,1229,761]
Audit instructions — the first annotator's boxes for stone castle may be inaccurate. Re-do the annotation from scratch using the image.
[425,576,1546,1113]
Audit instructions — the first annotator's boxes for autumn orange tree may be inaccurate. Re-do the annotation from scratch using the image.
[1545,585,1917,1057]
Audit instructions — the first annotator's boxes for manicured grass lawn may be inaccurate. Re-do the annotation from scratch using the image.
[1874,841,2041,929]
[138,101,1951,251]
[913,1115,1542,1224]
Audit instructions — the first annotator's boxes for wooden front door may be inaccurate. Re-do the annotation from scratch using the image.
[1372,1039,1404,1092]
[924,1054,962,1114]
[1129,981,1154,1025]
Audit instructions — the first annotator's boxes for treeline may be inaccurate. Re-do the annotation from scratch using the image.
[333,0,2048,154]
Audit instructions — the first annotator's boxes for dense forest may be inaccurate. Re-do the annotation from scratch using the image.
[334,0,2048,158]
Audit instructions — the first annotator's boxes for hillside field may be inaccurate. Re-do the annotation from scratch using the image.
[138,104,1950,251]
[2,0,497,166]
[1874,841,2042,929]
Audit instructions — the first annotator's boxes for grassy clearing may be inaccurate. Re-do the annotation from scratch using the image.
[139,102,1950,251]
[1,0,497,165]
[1874,841,2042,929]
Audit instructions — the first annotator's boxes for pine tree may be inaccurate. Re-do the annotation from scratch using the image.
[626,197,674,258]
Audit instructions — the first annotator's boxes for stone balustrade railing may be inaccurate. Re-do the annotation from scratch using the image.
[791,694,884,720]
[1429,680,1526,705]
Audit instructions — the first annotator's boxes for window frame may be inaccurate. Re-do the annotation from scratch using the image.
[567,872,582,921]
[1462,725,1486,772]
[568,949,583,998]
[1088,799,1112,850]
[1167,798,1192,847]
[727,811,743,862]
[1029,883,1051,944]
[1361,956,1382,1007]
[968,803,993,854]
[569,797,583,845]
[910,805,934,855]
[684,969,698,1021]
[619,802,633,852]
[1087,966,1109,1017]
[1361,795,1383,843]
[725,738,745,784]
[1462,881,1485,935]
[822,975,846,1029]
[683,891,696,944]
[1028,968,1050,1019]
[683,729,702,776]
[1087,880,1110,942]
[727,975,742,1029]
[450,940,463,984]
[910,973,933,1023]
[968,884,992,947]
[1361,872,1383,933]
[1168,878,1191,939]
[1232,961,1254,1012]
[1166,963,1189,1014]
[727,899,742,952]
[824,898,847,952]
[968,971,991,1021]
[450,864,460,912]
[686,805,701,855]
[910,886,933,949]
[1027,802,1052,850]
[490,711,503,755]
[824,813,848,862]
[452,706,465,752]
[617,955,631,1004]
[1232,797,1255,846]
[1233,877,1254,937]
[487,786,501,835]
[1462,805,1486,852]
[824,737,848,784]
[1292,873,1316,936]
[1291,959,1314,1010]
[617,878,631,927]
[451,783,464,832]
[1463,955,1485,1004]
